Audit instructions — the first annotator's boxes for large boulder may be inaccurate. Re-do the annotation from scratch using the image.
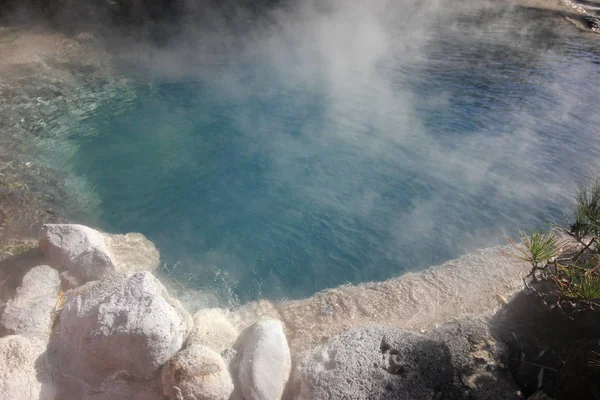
[161,344,234,400]
[291,320,521,400]
[236,319,291,400]
[40,224,116,283]
[0,265,61,340]
[39,224,159,285]
[51,271,192,389]
[0,335,55,400]
[187,308,238,352]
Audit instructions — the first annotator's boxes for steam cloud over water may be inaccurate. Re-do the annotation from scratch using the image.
[5,0,600,305]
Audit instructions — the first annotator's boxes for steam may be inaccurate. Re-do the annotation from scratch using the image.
[4,0,600,304]
[120,0,600,299]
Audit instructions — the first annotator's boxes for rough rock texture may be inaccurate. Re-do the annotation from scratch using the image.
[0,335,55,400]
[106,232,161,276]
[187,308,239,352]
[0,265,60,339]
[39,224,159,285]
[161,344,234,400]
[51,271,192,392]
[83,375,163,400]
[40,224,116,283]
[49,372,163,400]
[236,320,291,400]
[291,319,522,400]
[0,243,46,309]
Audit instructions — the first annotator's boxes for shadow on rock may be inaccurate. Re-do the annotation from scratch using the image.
[0,245,45,307]
[490,283,600,399]
[290,321,522,400]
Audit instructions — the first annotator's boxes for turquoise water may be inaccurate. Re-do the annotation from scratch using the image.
[50,5,600,304]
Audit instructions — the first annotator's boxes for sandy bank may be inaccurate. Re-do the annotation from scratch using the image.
[221,244,530,352]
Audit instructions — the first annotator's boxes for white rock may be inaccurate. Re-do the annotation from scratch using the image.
[0,335,55,400]
[84,375,163,400]
[39,224,160,285]
[52,372,163,400]
[187,308,238,352]
[52,271,192,386]
[0,265,60,340]
[220,347,238,369]
[40,224,117,284]
[236,320,291,400]
[106,232,161,275]
[161,344,234,400]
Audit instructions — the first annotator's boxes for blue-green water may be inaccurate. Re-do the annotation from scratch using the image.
[49,5,600,304]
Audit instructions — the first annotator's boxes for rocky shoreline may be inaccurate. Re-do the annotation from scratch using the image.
[1,3,599,398]
[0,223,538,399]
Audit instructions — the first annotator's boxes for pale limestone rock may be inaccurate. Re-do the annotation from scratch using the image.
[40,224,116,283]
[0,335,55,400]
[187,308,238,352]
[52,372,163,400]
[51,271,192,388]
[0,265,60,340]
[220,347,238,369]
[106,232,160,275]
[236,320,291,400]
[39,224,159,285]
[161,344,234,400]
[84,374,163,400]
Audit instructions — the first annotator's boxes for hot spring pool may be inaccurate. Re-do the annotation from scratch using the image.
[37,3,600,305]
